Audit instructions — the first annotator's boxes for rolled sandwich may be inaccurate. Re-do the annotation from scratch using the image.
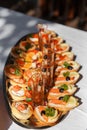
[11,46,26,58]
[48,96,79,111]
[11,101,33,120]
[56,61,80,71]
[9,79,27,87]
[48,84,77,99]
[5,64,23,79]
[55,43,70,54]
[55,52,74,64]
[55,70,80,85]
[8,85,26,101]
[27,33,39,45]
[34,105,60,126]
[52,36,63,45]
[19,40,36,51]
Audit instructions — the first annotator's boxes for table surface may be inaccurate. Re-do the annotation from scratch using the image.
[0,7,87,130]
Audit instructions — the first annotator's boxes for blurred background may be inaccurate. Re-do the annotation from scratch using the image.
[0,0,87,31]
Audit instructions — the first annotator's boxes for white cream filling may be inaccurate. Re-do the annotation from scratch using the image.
[32,55,37,60]
[31,62,36,68]
[29,37,38,42]
[21,107,29,114]
[15,102,29,113]
[12,89,24,96]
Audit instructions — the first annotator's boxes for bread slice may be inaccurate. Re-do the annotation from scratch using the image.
[7,79,27,89]
[19,40,36,51]
[11,101,33,120]
[8,85,26,101]
[55,52,74,64]
[4,64,23,79]
[56,61,80,71]
[11,46,26,58]
[55,70,80,85]
[27,34,39,45]
[48,84,77,99]
[34,105,60,125]
[52,36,63,44]
[48,96,79,111]
[55,43,70,54]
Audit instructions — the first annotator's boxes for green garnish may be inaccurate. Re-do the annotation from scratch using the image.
[27,86,32,91]
[63,95,70,102]
[63,62,70,68]
[26,98,32,102]
[45,107,55,117]
[28,34,33,38]
[63,71,70,77]
[59,84,68,90]
[15,68,20,76]
[25,43,33,50]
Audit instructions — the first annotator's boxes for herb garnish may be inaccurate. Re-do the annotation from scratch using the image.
[63,62,70,68]
[59,84,68,90]
[27,86,32,91]
[45,107,55,117]
[62,95,70,102]
[15,68,20,76]
[63,71,70,77]
[25,43,33,50]
[26,98,32,102]
[28,34,33,38]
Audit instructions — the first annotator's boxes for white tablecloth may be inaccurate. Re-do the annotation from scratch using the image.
[0,7,87,130]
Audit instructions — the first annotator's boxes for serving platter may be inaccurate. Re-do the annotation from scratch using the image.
[3,24,81,128]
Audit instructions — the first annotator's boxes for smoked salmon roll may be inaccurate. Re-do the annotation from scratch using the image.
[19,40,36,51]
[9,79,27,87]
[11,46,26,58]
[55,70,80,85]
[11,101,33,120]
[34,105,60,125]
[55,61,80,74]
[8,85,26,101]
[51,36,63,45]
[55,43,70,54]
[5,64,23,79]
[27,33,39,45]
[55,52,74,64]
[48,96,79,111]
[47,84,77,99]
[7,79,32,102]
